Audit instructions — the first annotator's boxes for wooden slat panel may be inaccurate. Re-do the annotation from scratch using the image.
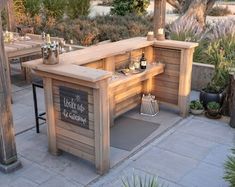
[115,95,141,113]
[57,142,95,163]
[53,81,93,95]
[114,84,143,103]
[156,48,181,58]
[56,120,94,138]
[56,127,95,147]
[57,134,94,153]
[115,101,139,117]
[57,135,95,155]
[154,81,179,90]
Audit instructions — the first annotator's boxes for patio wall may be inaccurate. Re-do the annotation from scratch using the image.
[191,62,214,91]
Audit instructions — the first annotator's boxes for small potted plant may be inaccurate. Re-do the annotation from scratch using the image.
[190,100,204,115]
[206,101,221,118]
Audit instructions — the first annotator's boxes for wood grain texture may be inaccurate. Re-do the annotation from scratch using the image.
[178,48,194,117]
[153,47,180,105]
[0,16,18,165]
[94,79,110,174]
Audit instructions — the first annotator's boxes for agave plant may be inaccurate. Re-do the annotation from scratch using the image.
[224,148,235,186]
[122,174,163,187]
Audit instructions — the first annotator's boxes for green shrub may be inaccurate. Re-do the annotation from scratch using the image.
[31,15,152,46]
[23,0,41,17]
[42,0,66,20]
[208,6,232,16]
[224,148,235,187]
[67,0,90,19]
[111,0,150,16]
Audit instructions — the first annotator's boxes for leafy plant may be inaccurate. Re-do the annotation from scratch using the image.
[67,0,90,19]
[42,0,66,20]
[122,174,163,187]
[190,100,204,110]
[224,148,235,187]
[111,0,150,16]
[204,40,232,93]
[23,0,41,17]
[207,101,220,110]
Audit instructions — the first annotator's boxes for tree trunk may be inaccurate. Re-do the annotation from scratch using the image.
[6,0,15,31]
[167,0,216,27]
[229,74,235,128]
[0,10,20,173]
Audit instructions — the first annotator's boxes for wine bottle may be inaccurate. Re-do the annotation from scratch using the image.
[140,52,147,69]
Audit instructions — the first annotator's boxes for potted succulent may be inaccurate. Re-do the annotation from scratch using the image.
[206,101,221,118]
[189,100,204,115]
[200,40,230,108]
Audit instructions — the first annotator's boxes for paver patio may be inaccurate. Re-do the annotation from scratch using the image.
[1,70,234,187]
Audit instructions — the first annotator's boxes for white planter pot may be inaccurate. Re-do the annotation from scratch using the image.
[190,109,204,115]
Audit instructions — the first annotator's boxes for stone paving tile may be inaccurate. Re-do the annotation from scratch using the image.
[156,131,219,161]
[178,118,235,146]
[110,147,129,167]
[19,163,56,185]
[178,162,229,187]
[38,175,84,187]
[202,144,233,168]
[8,177,39,187]
[58,154,99,185]
[130,147,199,182]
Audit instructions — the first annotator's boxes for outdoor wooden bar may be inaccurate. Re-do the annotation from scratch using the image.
[23,37,198,174]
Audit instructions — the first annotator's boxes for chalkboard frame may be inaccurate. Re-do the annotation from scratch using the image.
[59,86,89,129]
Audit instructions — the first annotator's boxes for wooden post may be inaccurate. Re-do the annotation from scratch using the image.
[178,48,194,117]
[6,0,16,31]
[94,79,110,174]
[0,9,21,173]
[154,0,166,38]
[229,73,235,128]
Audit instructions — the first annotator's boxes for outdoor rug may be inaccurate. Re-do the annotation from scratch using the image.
[110,116,160,151]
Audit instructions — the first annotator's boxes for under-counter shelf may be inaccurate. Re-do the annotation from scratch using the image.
[109,63,165,88]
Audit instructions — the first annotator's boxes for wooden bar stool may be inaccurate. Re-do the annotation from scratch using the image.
[32,79,46,133]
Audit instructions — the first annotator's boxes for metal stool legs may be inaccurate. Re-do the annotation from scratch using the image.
[32,80,46,133]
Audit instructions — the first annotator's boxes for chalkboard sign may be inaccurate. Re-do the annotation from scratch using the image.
[59,86,89,129]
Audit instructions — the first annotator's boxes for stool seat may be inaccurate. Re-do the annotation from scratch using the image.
[32,79,46,133]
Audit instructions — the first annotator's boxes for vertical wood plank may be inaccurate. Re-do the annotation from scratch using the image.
[93,79,110,174]
[104,57,115,72]
[178,49,194,117]
[144,46,154,63]
[109,89,115,127]
[0,13,20,171]
[43,78,61,155]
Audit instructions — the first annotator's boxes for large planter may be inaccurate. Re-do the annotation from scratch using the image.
[199,90,224,108]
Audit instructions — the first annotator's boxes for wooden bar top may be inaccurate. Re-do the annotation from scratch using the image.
[23,37,155,69]
[34,64,112,82]
[23,37,198,69]
[154,40,198,49]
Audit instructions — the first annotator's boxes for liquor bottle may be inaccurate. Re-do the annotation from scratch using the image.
[46,34,51,44]
[140,52,147,69]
